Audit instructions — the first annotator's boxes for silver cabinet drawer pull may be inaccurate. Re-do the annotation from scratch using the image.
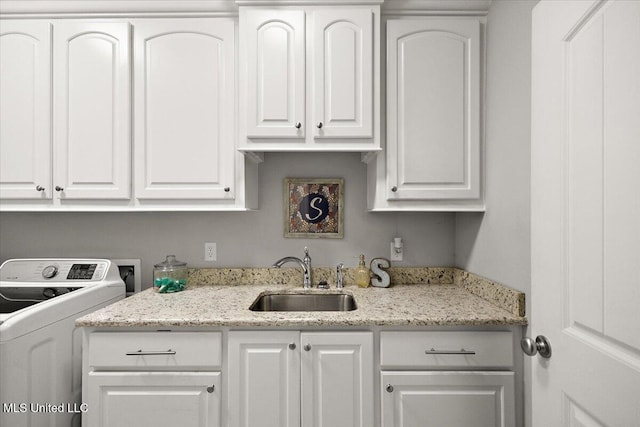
[425,348,476,355]
[126,349,176,356]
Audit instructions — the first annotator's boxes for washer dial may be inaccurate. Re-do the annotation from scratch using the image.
[42,265,59,279]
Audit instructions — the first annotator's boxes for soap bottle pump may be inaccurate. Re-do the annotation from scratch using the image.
[355,254,370,288]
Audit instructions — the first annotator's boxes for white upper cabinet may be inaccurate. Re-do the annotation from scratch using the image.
[312,9,373,139]
[239,5,380,152]
[0,21,52,200]
[243,9,306,138]
[133,19,236,201]
[367,17,483,211]
[53,21,131,200]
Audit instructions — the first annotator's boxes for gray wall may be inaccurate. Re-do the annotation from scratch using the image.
[0,153,455,286]
[456,0,535,302]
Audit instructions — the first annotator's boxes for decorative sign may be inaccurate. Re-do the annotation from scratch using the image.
[284,178,344,239]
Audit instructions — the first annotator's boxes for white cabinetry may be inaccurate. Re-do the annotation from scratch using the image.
[228,330,373,427]
[83,331,222,427]
[239,5,379,152]
[367,17,483,211]
[380,331,515,427]
[0,21,51,200]
[1,20,130,203]
[133,19,236,202]
[53,21,131,201]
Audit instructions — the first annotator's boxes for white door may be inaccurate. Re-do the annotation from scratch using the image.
[385,19,480,201]
[134,19,235,200]
[53,21,131,200]
[228,331,300,427]
[311,9,373,139]
[86,371,221,427]
[531,1,640,425]
[0,20,51,200]
[301,332,373,427]
[241,9,306,138]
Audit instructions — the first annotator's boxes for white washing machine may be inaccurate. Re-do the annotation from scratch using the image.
[0,259,125,427]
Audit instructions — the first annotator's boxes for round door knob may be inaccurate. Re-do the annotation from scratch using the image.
[316,122,323,129]
[304,344,311,351]
[35,185,45,192]
[521,335,552,358]
[288,343,296,350]
[224,187,230,192]
[385,384,394,393]
[55,186,64,192]
[391,186,398,192]
[295,122,302,129]
[206,385,215,393]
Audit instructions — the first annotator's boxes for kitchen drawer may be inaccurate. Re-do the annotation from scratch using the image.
[88,332,222,370]
[380,331,513,369]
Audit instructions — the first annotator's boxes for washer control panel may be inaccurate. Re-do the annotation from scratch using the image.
[0,259,109,283]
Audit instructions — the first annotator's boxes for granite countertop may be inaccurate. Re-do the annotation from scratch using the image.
[77,267,527,328]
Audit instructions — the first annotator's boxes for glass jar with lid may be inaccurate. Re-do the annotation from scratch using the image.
[153,255,187,293]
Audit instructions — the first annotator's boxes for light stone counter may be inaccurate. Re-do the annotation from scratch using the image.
[77,268,527,328]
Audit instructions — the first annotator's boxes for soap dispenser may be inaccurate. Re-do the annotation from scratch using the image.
[355,254,370,288]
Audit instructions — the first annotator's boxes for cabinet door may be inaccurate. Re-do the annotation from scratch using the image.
[242,9,305,138]
[134,19,235,200]
[0,21,51,200]
[86,371,221,427]
[386,19,480,200]
[381,371,515,427]
[301,332,374,427]
[53,21,130,200]
[228,331,300,427]
[311,9,373,139]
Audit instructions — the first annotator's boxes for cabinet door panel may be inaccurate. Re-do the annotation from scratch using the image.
[243,9,305,138]
[228,331,300,427]
[312,9,373,138]
[134,19,235,199]
[301,332,373,427]
[87,371,221,427]
[0,21,51,200]
[53,22,130,200]
[387,19,480,200]
[381,371,514,427]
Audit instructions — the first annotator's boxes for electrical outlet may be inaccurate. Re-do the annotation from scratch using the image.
[205,243,217,261]
[390,242,403,261]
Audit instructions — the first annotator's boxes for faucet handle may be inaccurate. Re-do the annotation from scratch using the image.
[336,263,344,289]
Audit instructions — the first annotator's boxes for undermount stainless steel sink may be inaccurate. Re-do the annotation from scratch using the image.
[249,293,357,312]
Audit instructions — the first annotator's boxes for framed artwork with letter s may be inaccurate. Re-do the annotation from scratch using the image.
[284,178,344,238]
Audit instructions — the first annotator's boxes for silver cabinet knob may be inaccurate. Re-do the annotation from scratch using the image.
[385,384,394,393]
[391,186,398,192]
[295,122,302,129]
[35,185,45,192]
[288,343,296,350]
[55,186,64,192]
[316,122,323,129]
[521,335,552,358]
[304,344,311,352]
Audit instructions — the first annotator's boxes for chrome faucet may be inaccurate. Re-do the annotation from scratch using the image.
[336,263,344,289]
[272,247,312,289]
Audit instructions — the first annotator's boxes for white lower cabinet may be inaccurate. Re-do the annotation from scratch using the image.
[228,330,374,427]
[83,331,222,427]
[87,371,221,427]
[380,331,515,427]
[381,371,514,427]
